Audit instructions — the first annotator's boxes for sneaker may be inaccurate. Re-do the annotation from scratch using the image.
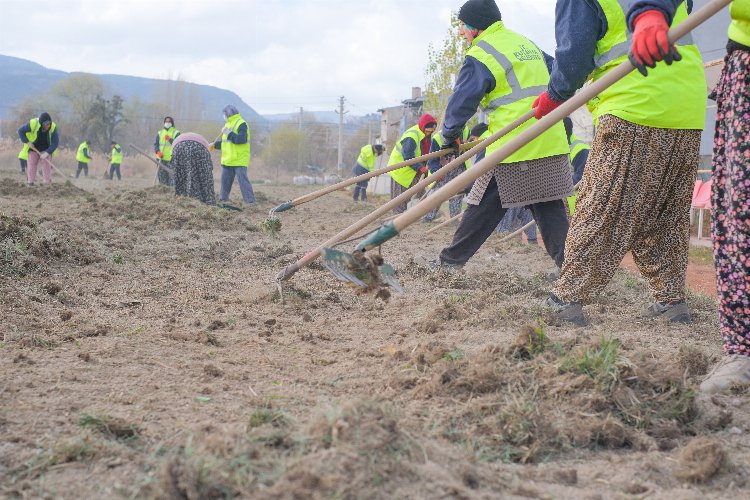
[544,293,586,326]
[641,301,691,324]
[700,354,750,394]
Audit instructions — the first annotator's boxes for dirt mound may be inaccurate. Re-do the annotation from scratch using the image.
[83,187,260,231]
[408,330,704,463]
[0,213,100,276]
[0,178,90,198]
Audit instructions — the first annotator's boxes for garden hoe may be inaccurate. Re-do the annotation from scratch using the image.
[263,140,483,234]
[273,109,536,295]
[320,0,729,293]
[129,144,175,176]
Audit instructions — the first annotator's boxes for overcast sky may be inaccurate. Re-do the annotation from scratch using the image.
[0,0,557,116]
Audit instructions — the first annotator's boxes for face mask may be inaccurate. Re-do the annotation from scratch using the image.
[222,113,228,121]
[164,122,172,129]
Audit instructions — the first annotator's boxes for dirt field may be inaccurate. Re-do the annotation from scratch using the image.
[1,164,749,499]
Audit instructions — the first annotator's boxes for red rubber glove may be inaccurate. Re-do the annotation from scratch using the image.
[533,91,563,120]
[156,151,163,159]
[419,166,428,174]
[630,10,681,76]
[165,135,172,142]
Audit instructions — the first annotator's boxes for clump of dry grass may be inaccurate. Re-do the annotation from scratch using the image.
[409,331,699,464]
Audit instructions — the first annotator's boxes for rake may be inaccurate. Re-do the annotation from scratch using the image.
[319,0,727,292]
[273,110,536,293]
[129,144,175,176]
[268,140,481,215]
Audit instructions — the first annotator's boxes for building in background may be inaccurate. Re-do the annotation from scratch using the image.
[377,87,425,154]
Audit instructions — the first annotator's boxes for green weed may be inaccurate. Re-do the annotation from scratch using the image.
[560,336,623,393]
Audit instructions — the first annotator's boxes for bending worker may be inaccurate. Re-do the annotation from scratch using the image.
[435,0,572,270]
[352,143,385,202]
[109,141,122,180]
[535,0,706,326]
[387,113,437,214]
[75,139,93,178]
[17,112,59,186]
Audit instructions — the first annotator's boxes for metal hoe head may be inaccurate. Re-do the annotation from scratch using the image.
[322,247,403,293]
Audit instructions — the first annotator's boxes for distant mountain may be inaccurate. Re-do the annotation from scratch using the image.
[0,54,265,125]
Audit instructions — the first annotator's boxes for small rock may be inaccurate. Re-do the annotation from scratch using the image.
[60,311,73,321]
[264,318,277,327]
[302,313,313,322]
[78,352,92,362]
[729,426,742,435]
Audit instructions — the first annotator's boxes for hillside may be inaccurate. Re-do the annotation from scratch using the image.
[0,54,265,125]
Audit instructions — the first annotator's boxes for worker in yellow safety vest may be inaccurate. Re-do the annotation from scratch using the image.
[211,104,256,205]
[17,112,59,186]
[387,113,437,214]
[18,142,28,174]
[75,140,93,178]
[109,141,123,180]
[352,144,385,202]
[154,116,180,186]
[433,0,573,272]
[536,0,706,326]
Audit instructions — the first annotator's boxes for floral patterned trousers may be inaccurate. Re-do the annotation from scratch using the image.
[712,49,750,356]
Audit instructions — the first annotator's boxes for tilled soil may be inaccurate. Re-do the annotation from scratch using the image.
[1,169,749,499]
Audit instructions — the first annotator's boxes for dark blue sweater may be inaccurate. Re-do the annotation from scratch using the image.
[442,46,554,142]
[18,122,59,154]
[213,122,248,150]
[548,0,691,102]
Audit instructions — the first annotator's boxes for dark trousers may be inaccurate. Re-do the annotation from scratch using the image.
[109,163,121,180]
[439,177,569,268]
[76,162,89,178]
[158,160,174,186]
[352,164,370,201]
[19,158,27,173]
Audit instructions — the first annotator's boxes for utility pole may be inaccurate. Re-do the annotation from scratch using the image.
[335,96,348,176]
[298,107,303,131]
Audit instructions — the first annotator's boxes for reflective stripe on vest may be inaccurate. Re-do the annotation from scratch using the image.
[467,21,569,163]
[221,114,251,167]
[589,0,706,130]
[594,0,694,68]
[111,144,123,164]
[387,125,425,188]
[475,40,548,111]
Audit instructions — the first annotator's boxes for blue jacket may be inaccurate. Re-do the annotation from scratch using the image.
[213,122,248,150]
[18,122,59,154]
[442,49,554,142]
[548,0,691,102]
[626,0,687,29]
